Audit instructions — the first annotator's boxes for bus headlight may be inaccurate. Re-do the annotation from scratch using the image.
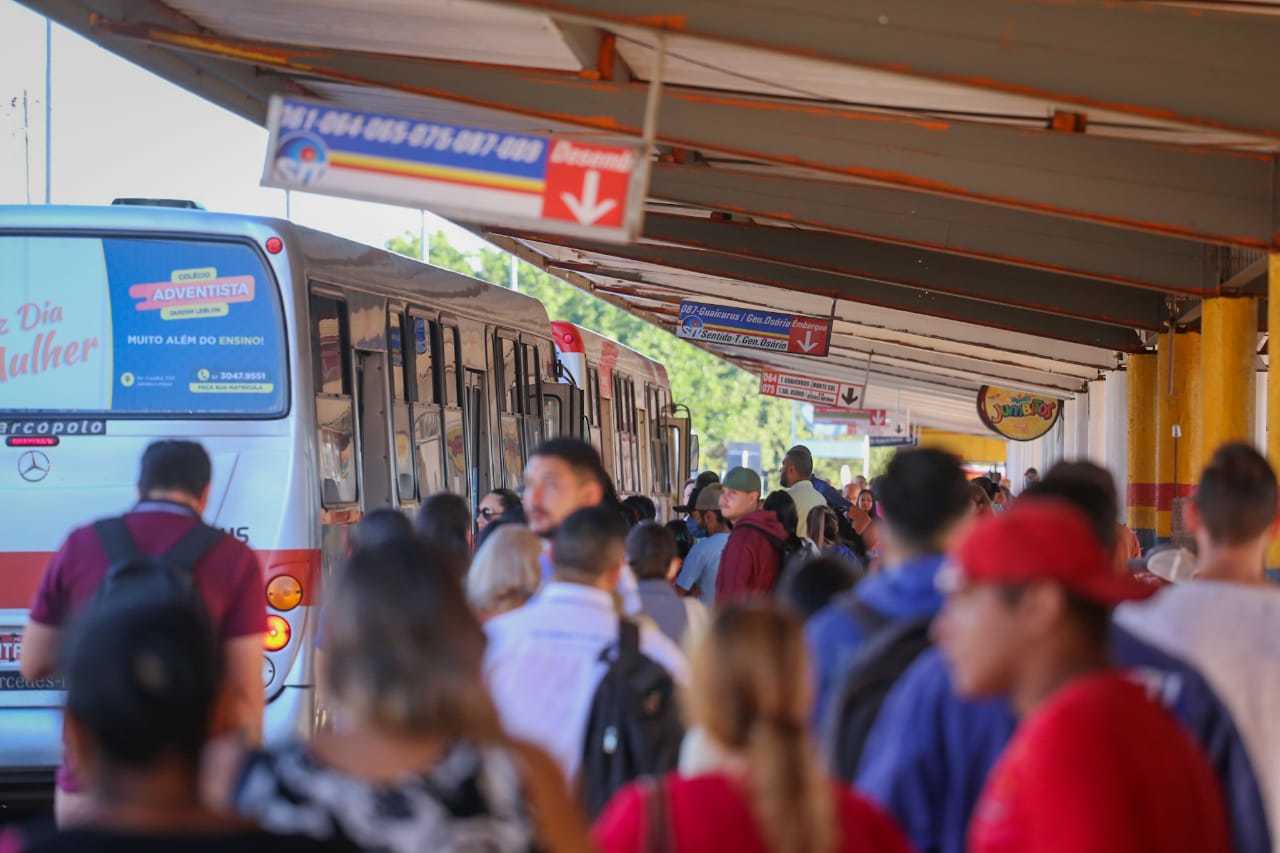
[266,575,303,611]
[264,615,291,652]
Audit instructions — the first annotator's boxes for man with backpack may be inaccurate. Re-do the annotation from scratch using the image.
[20,440,266,825]
[483,505,687,809]
[807,448,972,733]
[714,467,792,603]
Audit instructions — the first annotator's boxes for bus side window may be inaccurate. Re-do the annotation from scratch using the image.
[403,314,445,498]
[439,325,468,497]
[523,341,544,452]
[493,331,523,490]
[310,294,357,506]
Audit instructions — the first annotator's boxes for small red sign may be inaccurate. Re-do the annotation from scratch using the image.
[541,139,635,230]
[787,316,831,356]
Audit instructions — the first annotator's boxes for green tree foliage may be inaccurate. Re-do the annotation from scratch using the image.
[386,229,850,478]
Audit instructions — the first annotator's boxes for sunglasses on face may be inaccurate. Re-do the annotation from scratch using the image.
[478,507,498,520]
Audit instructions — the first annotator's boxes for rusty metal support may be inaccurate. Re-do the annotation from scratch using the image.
[494,228,1146,351]
[475,0,1280,140]
[75,11,1280,248]
[648,164,1218,294]
[632,213,1170,329]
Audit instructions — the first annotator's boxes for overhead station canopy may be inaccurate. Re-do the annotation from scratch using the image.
[27,0,1280,433]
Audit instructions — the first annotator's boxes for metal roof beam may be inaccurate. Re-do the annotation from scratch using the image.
[488,228,1148,351]
[86,16,1280,248]
[637,213,1170,329]
[539,257,1120,371]
[649,164,1218,294]
[479,0,1280,140]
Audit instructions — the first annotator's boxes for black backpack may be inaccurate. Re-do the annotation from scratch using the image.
[578,619,684,819]
[822,600,933,783]
[92,516,222,616]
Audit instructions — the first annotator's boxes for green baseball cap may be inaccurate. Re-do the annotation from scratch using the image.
[722,466,762,494]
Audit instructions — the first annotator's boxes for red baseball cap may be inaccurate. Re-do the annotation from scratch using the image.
[947,499,1156,605]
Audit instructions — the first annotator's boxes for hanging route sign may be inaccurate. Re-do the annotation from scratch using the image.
[677,301,831,356]
[759,370,863,408]
[262,95,647,243]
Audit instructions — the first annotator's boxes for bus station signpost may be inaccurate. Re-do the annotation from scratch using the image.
[261,96,648,243]
[758,370,862,408]
[677,301,831,356]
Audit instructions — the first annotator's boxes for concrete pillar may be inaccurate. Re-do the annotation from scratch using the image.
[1126,353,1157,550]
[1201,296,1258,456]
[1155,330,1202,545]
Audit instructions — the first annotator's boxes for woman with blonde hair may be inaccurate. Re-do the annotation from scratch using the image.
[205,539,591,853]
[467,524,543,620]
[593,604,910,853]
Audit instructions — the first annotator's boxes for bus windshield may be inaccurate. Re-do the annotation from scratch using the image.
[0,235,287,417]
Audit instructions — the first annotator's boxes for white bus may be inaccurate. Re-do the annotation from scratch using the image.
[551,321,693,519]
[0,202,579,804]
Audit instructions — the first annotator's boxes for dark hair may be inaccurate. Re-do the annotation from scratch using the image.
[855,488,878,516]
[63,595,221,768]
[1024,461,1118,550]
[327,539,497,738]
[626,521,678,580]
[351,507,415,552]
[666,519,695,560]
[415,492,473,572]
[685,470,721,513]
[971,476,999,500]
[552,505,630,578]
[531,437,623,518]
[1196,443,1278,545]
[763,490,799,537]
[784,445,815,478]
[136,440,211,498]
[777,556,856,619]
[485,488,522,515]
[806,505,839,547]
[878,449,970,548]
[622,495,658,525]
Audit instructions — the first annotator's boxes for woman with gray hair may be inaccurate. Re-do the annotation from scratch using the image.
[467,524,543,621]
[204,538,590,853]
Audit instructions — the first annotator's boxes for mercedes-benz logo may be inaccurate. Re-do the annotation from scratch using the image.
[17,450,50,483]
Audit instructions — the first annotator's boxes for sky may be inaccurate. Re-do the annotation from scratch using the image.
[0,0,486,252]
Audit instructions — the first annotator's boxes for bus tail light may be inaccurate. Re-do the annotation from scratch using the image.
[264,615,291,652]
[266,575,302,611]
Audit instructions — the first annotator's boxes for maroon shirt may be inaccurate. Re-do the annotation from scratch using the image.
[714,510,788,604]
[29,501,267,790]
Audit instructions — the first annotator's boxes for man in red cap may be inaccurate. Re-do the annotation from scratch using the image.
[935,499,1230,853]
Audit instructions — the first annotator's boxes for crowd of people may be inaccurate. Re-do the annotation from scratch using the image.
[9,435,1280,852]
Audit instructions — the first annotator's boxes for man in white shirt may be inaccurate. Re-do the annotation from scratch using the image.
[780,446,827,530]
[523,437,641,613]
[485,505,688,781]
[1116,442,1280,843]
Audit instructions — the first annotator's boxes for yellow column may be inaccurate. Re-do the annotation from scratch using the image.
[1201,296,1258,457]
[1155,330,1202,543]
[1268,254,1280,568]
[1126,352,1157,551]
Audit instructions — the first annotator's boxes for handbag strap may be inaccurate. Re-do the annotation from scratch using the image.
[643,775,676,853]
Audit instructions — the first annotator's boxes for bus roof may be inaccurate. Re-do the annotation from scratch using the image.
[0,204,553,340]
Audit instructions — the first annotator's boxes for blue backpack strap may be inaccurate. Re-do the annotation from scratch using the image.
[93,517,140,573]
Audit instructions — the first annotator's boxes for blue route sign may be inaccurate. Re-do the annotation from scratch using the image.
[677,300,831,356]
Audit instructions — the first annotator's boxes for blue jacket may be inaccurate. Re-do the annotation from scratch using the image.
[806,553,945,723]
[855,626,1270,853]
[811,475,852,513]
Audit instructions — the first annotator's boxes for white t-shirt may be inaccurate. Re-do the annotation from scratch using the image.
[786,479,827,531]
[484,582,688,782]
[1116,580,1280,843]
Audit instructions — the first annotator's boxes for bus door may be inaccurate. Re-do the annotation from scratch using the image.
[540,382,582,440]
[346,292,394,511]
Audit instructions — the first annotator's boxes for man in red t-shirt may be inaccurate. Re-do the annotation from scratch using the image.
[934,500,1230,853]
[20,440,266,825]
